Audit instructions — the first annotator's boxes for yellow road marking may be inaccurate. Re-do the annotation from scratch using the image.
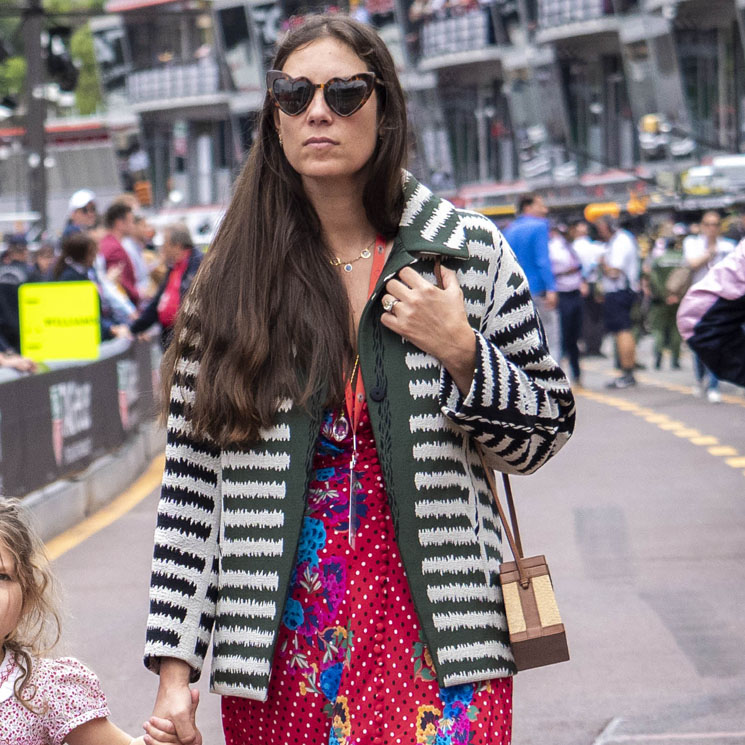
[46,454,165,561]
[673,429,701,438]
[575,390,743,479]
[580,359,745,408]
[690,436,719,446]
[708,446,738,457]
[644,414,670,423]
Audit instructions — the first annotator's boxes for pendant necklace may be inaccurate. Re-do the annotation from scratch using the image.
[331,234,387,547]
[330,236,376,273]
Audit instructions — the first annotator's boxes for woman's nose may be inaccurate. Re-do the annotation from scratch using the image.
[306,87,333,122]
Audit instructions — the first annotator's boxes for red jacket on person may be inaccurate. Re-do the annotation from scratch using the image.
[100,233,139,306]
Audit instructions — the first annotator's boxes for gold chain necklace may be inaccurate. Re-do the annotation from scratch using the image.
[329,237,376,273]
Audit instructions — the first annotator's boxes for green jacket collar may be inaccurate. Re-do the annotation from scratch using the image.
[395,172,471,260]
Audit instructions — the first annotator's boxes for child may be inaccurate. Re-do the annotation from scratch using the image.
[0,498,195,745]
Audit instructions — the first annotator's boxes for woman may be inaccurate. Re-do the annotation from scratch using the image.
[145,15,575,745]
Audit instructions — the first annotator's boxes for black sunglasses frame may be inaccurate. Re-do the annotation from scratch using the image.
[266,70,383,118]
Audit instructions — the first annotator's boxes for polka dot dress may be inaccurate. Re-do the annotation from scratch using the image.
[222,404,512,745]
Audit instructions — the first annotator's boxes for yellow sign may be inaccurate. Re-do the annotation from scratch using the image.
[584,202,621,223]
[19,282,101,361]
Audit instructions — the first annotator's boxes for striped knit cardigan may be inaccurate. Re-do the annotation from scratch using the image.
[144,173,576,700]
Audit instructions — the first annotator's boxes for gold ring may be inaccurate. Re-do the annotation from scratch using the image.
[382,297,399,312]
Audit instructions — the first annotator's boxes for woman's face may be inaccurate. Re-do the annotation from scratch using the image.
[276,37,380,187]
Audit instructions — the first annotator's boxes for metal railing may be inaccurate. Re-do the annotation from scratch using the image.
[126,57,221,105]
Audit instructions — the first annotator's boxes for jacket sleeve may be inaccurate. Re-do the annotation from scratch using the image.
[535,221,557,293]
[677,245,745,387]
[144,342,221,680]
[131,278,166,335]
[439,220,575,475]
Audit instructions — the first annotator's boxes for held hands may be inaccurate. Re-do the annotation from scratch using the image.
[380,265,476,395]
[147,685,201,745]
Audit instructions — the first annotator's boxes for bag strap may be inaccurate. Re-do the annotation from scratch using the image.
[433,256,530,588]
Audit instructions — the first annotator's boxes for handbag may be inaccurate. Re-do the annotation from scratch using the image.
[476,451,570,670]
[433,257,569,671]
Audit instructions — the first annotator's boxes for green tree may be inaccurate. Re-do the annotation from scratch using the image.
[0,1,105,114]
[70,24,100,114]
[0,55,26,101]
[45,0,105,114]
[0,16,24,105]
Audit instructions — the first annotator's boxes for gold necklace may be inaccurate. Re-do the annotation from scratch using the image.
[330,237,376,273]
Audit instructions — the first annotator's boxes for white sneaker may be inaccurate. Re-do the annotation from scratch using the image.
[707,389,722,404]
[692,385,704,398]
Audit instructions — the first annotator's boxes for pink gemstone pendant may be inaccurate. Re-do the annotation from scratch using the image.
[332,414,350,442]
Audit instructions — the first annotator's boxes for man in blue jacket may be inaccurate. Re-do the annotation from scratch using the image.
[503,193,559,355]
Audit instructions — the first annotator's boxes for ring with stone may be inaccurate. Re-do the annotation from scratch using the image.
[382,297,399,312]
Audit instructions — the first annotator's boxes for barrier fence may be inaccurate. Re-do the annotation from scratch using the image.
[0,340,161,496]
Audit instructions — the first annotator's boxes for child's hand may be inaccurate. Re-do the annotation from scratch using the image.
[143,688,200,745]
[142,716,179,744]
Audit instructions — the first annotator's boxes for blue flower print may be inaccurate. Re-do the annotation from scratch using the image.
[328,730,341,745]
[443,701,467,720]
[297,517,326,567]
[435,735,452,745]
[320,662,343,702]
[439,683,474,706]
[316,467,336,481]
[282,597,304,630]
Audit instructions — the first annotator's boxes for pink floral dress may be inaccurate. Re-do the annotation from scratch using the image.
[0,651,110,745]
[222,405,513,745]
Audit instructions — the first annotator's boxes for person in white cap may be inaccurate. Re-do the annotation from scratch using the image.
[62,189,97,239]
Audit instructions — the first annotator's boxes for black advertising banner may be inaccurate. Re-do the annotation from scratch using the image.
[0,341,162,497]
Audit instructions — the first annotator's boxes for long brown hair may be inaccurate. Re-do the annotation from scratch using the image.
[0,499,62,711]
[162,15,408,445]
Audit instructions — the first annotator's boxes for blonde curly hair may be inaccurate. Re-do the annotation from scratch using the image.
[0,498,61,709]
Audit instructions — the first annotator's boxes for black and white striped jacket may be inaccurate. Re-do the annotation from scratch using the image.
[144,173,576,700]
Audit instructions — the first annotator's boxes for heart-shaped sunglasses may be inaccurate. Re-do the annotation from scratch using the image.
[266,70,383,117]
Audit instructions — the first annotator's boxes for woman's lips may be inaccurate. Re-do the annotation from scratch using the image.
[304,137,338,147]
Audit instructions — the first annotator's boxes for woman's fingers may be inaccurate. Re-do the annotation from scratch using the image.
[385,276,415,299]
[397,265,434,288]
[380,294,402,314]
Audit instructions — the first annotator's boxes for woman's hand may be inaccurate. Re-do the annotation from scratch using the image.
[143,690,199,745]
[151,660,202,745]
[380,265,476,395]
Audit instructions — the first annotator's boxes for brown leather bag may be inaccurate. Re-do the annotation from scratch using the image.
[477,452,570,670]
[433,257,569,671]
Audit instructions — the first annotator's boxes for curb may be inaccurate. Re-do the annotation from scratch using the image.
[22,419,166,543]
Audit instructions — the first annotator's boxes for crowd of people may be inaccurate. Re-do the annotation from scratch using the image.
[0,183,742,398]
[0,189,202,373]
[501,193,745,398]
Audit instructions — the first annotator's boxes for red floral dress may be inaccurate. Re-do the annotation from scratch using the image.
[222,405,512,745]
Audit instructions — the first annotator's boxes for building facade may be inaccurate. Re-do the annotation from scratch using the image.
[93,0,745,214]
[402,0,745,212]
